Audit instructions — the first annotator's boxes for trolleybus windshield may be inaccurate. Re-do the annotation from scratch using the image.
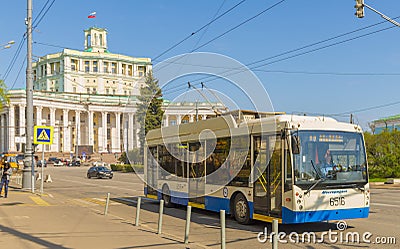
[293,131,367,187]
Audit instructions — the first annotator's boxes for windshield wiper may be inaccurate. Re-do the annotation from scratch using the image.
[305,160,326,195]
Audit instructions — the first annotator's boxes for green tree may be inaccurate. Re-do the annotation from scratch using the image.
[0,79,9,109]
[365,130,400,178]
[136,71,164,161]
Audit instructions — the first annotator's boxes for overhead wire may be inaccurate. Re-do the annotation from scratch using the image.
[3,0,56,87]
[191,0,287,52]
[152,0,247,62]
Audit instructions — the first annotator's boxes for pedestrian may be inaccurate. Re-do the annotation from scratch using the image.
[1,161,12,198]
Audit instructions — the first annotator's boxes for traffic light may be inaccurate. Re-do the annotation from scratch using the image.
[355,0,365,18]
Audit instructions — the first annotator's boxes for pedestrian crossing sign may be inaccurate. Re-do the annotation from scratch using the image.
[34,126,54,144]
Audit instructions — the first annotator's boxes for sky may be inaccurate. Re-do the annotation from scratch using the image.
[1,0,400,130]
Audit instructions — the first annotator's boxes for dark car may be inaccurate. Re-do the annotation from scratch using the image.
[36,159,47,167]
[69,159,81,167]
[87,166,113,179]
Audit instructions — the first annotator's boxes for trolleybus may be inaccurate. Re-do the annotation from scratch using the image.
[144,112,369,224]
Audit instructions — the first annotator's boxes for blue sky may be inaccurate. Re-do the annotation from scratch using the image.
[1,0,400,129]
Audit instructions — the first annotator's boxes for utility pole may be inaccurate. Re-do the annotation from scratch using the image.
[23,0,34,192]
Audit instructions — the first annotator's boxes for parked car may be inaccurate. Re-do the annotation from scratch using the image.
[48,157,59,163]
[70,159,81,167]
[87,166,113,179]
[36,159,47,167]
[53,159,64,167]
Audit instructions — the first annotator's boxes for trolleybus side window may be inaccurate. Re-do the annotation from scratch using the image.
[228,136,251,187]
[206,138,230,184]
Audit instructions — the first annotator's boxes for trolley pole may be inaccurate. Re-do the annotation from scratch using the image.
[22,0,35,192]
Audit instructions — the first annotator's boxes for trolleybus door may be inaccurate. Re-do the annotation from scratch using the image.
[253,135,282,215]
[146,146,158,196]
[188,142,205,204]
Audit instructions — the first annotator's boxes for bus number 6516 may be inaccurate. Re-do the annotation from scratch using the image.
[330,197,345,206]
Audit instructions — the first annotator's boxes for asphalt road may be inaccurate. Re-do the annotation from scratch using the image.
[39,166,399,249]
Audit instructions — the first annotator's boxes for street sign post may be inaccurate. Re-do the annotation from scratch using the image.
[34,126,54,195]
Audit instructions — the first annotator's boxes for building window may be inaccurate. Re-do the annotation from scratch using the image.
[107,114,111,124]
[71,59,78,71]
[87,88,90,93]
[107,128,111,140]
[124,90,127,95]
[93,61,98,72]
[84,61,90,72]
[128,65,133,76]
[122,64,126,75]
[103,62,109,73]
[113,89,116,94]
[111,63,117,74]
[73,87,77,93]
[106,88,109,94]
[138,66,146,77]
[93,88,97,94]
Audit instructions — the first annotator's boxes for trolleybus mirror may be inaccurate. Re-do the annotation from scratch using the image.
[291,135,300,154]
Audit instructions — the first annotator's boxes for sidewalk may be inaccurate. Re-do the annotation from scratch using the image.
[0,186,203,249]
[369,182,400,189]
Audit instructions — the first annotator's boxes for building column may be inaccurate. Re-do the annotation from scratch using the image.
[49,107,57,151]
[113,112,121,153]
[0,114,4,152]
[88,111,94,146]
[128,113,134,150]
[36,106,43,126]
[189,114,194,123]
[164,114,169,127]
[177,114,181,125]
[19,104,26,152]
[63,109,70,152]
[75,110,81,149]
[102,112,108,152]
[8,105,16,151]
[122,114,128,152]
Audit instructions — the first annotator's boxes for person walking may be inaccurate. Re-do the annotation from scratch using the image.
[1,162,12,198]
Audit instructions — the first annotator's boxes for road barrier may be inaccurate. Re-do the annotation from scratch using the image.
[104,193,110,216]
[45,174,52,183]
[135,197,141,226]
[157,200,164,234]
[184,205,191,244]
[220,210,226,249]
[272,219,278,249]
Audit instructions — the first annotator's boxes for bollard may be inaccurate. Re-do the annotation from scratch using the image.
[135,197,141,226]
[104,193,111,216]
[157,200,164,234]
[184,205,192,244]
[220,210,226,249]
[272,219,278,249]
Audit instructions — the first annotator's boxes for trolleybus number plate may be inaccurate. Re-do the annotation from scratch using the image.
[329,196,345,206]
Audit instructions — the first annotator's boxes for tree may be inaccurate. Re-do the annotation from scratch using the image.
[136,71,164,162]
[365,130,400,178]
[0,79,9,109]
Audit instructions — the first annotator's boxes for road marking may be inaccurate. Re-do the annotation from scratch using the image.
[371,203,398,207]
[30,196,50,206]
[56,178,142,191]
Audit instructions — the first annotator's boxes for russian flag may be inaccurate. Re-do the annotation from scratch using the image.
[88,12,96,18]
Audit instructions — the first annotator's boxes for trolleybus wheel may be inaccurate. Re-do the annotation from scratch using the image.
[233,193,250,224]
[162,185,174,207]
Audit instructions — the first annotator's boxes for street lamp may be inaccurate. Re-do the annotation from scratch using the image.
[0,40,15,50]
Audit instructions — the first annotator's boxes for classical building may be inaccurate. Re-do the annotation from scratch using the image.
[0,27,220,155]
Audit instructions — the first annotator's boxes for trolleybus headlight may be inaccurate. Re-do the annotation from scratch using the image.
[299,205,303,210]
[297,199,301,204]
